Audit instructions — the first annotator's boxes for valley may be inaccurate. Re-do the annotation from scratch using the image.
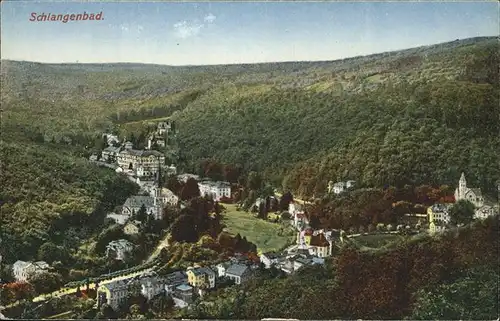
[1,36,499,320]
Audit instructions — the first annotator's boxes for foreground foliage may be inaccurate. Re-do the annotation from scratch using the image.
[184,215,499,319]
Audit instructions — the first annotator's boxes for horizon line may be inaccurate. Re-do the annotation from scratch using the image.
[1,35,497,68]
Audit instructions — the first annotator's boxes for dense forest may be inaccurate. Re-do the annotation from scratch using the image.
[4,37,498,199]
[0,140,139,264]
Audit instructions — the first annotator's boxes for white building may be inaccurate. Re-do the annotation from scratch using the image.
[328,180,356,194]
[454,173,484,208]
[288,202,308,229]
[106,239,135,261]
[103,133,120,147]
[215,262,230,278]
[259,252,280,269]
[177,173,200,183]
[157,121,172,135]
[427,203,452,224]
[454,173,497,220]
[101,146,121,163]
[474,205,497,220]
[13,260,50,282]
[198,180,231,201]
[116,143,165,177]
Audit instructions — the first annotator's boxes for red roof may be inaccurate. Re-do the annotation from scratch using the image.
[310,233,329,247]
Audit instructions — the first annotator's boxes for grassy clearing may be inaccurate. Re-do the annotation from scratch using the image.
[351,233,403,249]
[221,204,295,253]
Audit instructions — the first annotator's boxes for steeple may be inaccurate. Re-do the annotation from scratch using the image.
[458,172,467,200]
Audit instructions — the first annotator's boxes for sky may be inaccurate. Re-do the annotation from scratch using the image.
[1,1,498,65]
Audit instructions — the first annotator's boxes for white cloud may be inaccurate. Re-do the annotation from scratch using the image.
[204,13,216,24]
[173,14,216,39]
[120,24,129,32]
[173,20,204,39]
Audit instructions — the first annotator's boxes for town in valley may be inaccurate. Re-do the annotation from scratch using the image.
[1,1,499,320]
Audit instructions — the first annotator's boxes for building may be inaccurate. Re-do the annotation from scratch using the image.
[225,264,251,285]
[97,270,190,311]
[259,252,280,269]
[12,261,50,282]
[296,228,341,258]
[427,204,451,224]
[101,146,121,163]
[157,121,173,135]
[137,275,167,301]
[106,239,135,261]
[328,180,356,194]
[177,173,200,183]
[121,195,161,220]
[454,173,484,207]
[429,220,447,234]
[186,267,216,289]
[173,284,193,304]
[308,233,331,258]
[474,205,497,220]
[278,258,295,274]
[103,133,120,147]
[198,180,231,201]
[97,279,129,310]
[454,173,497,220]
[116,143,165,177]
[164,271,188,294]
[150,187,179,206]
[215,262,231,278]
[123,221,141,235]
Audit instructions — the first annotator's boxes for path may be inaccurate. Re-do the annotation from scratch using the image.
[274,191,312,205]
[0,266,156,312]
[146,232,170,263]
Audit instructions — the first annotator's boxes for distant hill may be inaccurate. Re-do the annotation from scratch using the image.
[1,36,499,196]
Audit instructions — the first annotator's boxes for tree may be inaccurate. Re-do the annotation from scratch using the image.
[449,200,475,225]
[180,178,201,201]
[95,303,117,319]
[279,192,294,211]
[38,242,69,264]
[76,286,82,298]
[411,266,499,320]
[0,282,35,305]
[247,171,263,191]
[135,204,148,222]
[0,264,14,283]
[170,215,198,243]
[29,271,63,294]
[150,293,175,317]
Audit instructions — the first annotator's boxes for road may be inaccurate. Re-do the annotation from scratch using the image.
[274,191,312,205]
[34,267,155,302]
[146,232,170,263]
[0,267,156,312]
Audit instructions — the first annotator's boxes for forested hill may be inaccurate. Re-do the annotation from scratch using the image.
[2,36,499,197]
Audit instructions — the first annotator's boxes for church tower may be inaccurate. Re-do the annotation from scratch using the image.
[459,172,467,199]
